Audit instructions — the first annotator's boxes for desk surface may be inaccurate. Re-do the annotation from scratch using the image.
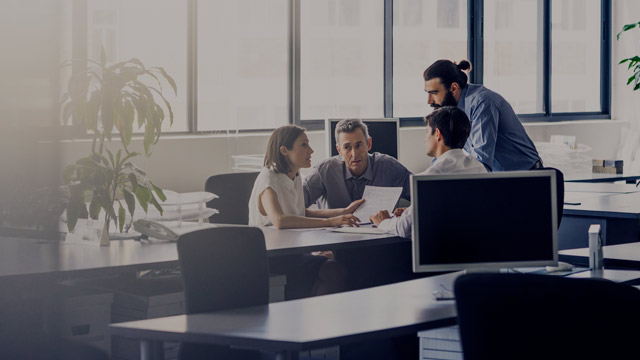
[563,192,640,219]
[564,182,640,194]
[564,172,640,183]
[560,242,640,268]
[109,272,459,354]
[0,227,401,279]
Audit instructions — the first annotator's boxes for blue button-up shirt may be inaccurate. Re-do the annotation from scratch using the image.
[457,83,541,171]
[303,152,412,209]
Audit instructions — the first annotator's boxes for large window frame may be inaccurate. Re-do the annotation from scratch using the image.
[70,0,612,134]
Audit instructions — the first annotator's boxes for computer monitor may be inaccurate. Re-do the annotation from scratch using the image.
[326,118,399,159]
[412,171,558,272]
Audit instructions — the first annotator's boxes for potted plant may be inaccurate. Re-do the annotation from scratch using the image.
[617,20,640,91]
[61,49,176,234]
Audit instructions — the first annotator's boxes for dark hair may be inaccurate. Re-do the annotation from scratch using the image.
[423,59,472,90]
[334,118,369,144]
[264,125,306,174]
[424,106,471,149]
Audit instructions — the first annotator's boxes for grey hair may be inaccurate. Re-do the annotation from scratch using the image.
[334,118,370,145]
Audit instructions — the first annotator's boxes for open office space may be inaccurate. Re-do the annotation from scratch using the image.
[2,1,640,359]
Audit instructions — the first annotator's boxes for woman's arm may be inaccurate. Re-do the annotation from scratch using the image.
[305,199,365,218]
[259,188,359,229]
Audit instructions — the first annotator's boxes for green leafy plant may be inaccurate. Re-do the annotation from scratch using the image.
[617,20,640,91]
[64,149,166,233]
[61,50,175,233]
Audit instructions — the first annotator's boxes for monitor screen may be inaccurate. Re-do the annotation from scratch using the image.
[412,171,558,272]
[326,118,399,159]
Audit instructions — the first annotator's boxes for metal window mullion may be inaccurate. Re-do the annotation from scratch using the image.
[289,0,301,126]
[384,0,393,118]
[542,0,551,117]
[600,0,611,115]
[188,0,197,133]
[468,0,483,84]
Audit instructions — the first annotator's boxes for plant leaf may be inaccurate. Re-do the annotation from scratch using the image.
[617,22,640,40]
[148,194,163,214]
[128,173,139,193]
[151,183,166,202]
[152,66,177,95]
[143,119,154,157]
[122,189,136,218]
[149,86,173,127]
[118,202,126,233]
[89,192,101,219]
[135,186,150,213]
[66,186,88,232]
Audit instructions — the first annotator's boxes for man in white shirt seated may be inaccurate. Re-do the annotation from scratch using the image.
[370,106,487,237]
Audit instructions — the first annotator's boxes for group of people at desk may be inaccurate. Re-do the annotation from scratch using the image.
[245,59,543,302]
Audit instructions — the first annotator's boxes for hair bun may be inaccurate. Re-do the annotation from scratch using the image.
[457,60,472,72]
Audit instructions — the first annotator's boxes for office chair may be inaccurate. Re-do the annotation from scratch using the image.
[177,227,270,360]
[204,172,260,224]
[534,167,564,227]
[454,273,640,360]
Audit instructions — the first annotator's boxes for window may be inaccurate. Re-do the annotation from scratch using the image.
[0,0,71,127]
[393,0,467,118]
[300,0,384,120]
[483,0,543,114]
[551,0,601,113]
[198,0,288,131]
[65,0,610,134]
[87,0,187,132]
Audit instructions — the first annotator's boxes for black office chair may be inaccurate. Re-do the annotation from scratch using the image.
[177,227,270,360]
[534,167,564,227]
[205,172,260,224]
[454,273,640,360]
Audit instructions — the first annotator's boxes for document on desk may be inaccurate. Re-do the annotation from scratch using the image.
[331,225,386,235]
[352,185,403,221]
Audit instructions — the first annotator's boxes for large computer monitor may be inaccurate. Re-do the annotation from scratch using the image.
[412,171,558,273]
[326,118,399,159]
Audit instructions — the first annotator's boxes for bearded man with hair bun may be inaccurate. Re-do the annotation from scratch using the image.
[423,59,542,172]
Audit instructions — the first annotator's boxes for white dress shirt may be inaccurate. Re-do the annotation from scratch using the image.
[248,167,306,227]
[376,149,487,238]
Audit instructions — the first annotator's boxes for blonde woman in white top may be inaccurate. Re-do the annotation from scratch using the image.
[248,125,363,299]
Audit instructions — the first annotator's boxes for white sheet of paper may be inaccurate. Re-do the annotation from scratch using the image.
[352,185,403,222]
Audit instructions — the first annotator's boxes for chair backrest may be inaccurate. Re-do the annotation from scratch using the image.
[205,172,260,225]
[534,166,564,227]
[177,226,269,314]
[454,273,640,360]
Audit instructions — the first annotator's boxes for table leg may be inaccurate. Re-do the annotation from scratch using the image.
[275,350,300,360]
[140,339,164,360]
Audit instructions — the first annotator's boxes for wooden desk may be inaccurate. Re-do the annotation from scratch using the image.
[109,272,460,360]
[560,192,640,249]
[0,227,402,280]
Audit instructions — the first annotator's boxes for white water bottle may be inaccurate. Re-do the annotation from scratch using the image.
[588,224,603,270]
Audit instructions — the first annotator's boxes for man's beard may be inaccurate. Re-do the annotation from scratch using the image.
[430,89,458,109]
